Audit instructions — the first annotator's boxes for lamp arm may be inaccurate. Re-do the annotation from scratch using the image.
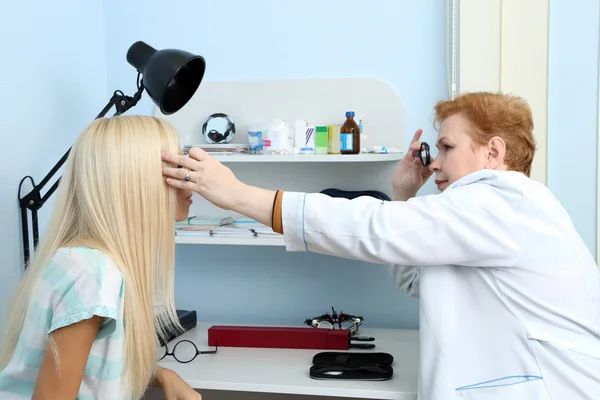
[18,79,145,267]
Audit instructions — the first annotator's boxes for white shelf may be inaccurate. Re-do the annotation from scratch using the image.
[158,323,419,399]
[175,235,285,246]
[210,152,404,163]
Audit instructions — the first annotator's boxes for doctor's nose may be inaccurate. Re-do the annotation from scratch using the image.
[429,156,441,172]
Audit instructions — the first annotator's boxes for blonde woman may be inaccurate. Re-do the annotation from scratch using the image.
[0,116,200,399]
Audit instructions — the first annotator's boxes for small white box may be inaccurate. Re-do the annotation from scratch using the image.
[294,120,315,154]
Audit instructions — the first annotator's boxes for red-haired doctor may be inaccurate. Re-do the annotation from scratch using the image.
[162,92,600,400]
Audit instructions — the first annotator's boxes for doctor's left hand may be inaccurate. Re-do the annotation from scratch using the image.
[162,147,247,211]
[392,129,433,200]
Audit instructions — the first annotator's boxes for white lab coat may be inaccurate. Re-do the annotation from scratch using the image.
[281,169,600,400]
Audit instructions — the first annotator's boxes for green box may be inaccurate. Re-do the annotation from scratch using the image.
[315,125,329,154]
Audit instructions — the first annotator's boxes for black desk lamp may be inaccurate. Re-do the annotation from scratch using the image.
[18,41,206,267]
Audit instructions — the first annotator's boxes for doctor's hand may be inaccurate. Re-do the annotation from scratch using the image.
[392,129,433,201]
[161,147,246,211]
[162,148,277,227]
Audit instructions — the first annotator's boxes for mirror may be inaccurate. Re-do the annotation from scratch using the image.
[202,113,236,144]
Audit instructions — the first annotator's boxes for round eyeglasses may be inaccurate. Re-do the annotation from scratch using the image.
[158,340,218,364]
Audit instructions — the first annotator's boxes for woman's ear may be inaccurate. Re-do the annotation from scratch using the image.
[486,136,507,169]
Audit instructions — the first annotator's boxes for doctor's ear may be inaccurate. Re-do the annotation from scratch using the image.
[486,136,507,167]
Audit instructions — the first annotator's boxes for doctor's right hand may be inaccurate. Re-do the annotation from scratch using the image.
[392,129,433,201]
[162,147,247,211]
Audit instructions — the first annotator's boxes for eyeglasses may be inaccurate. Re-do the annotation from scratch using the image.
[304,307,364,334]
[158,340,218,363]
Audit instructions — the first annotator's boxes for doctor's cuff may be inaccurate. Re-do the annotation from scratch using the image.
[272,190,284,234]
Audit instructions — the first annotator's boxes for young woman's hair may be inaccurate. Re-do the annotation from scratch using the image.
[0,115,181,399]
[434,92,537,177]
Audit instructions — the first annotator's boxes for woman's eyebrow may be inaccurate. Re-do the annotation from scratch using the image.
[436,136,448,149]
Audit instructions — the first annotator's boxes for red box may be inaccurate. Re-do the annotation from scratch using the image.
[207,325,350,350]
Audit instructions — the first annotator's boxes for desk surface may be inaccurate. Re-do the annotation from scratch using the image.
[158,323,419,399]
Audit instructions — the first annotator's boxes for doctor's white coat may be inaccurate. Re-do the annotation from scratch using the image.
[281,169,600,400]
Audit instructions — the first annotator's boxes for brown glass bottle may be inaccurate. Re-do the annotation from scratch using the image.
[340,111,360,154]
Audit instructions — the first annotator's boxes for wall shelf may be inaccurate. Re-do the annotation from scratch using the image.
[175,235,285,246]
[210,153,404,163]
[158,77,405,247]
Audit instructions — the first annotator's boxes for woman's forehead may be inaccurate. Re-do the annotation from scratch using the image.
[438,115,471,140]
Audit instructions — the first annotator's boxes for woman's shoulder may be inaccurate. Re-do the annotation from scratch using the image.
[40,247,126,342]
[46,246,124,290]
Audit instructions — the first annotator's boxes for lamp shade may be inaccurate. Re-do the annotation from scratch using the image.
[126,41,206,115]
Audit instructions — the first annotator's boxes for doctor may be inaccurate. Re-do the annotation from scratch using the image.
[162,92,600,399]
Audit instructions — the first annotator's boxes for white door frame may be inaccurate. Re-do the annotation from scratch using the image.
[455,0,549,186]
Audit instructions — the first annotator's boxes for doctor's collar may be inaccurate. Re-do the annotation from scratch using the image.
[442,169,497,192]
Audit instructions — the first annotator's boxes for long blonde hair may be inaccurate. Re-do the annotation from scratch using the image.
[0,115,181,398]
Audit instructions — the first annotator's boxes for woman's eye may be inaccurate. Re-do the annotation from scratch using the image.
[444,145,452,151]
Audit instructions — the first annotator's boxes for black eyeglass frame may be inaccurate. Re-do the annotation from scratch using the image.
[304,307,364,334]
[158,339,218,364]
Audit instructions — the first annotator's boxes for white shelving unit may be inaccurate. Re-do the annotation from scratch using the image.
[157,77,406,247]
[211,152,403,163]
[154,323,419,399]
[175,235,285,246]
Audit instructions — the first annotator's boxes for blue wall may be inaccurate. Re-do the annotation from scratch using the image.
[0,1,108,324]
[548,1,599,255]
[103,0,449,328]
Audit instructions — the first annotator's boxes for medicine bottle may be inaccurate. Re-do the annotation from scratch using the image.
[340,111,360,154]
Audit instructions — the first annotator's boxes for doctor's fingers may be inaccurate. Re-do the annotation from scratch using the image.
[409,141,424,152]
[162,166,214,192]
[162,165,197,181]
[165,176,196,191]
[408,140,427,162]
[188,146,211,161]
[409,129,423,144]
[161,152,201,172]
